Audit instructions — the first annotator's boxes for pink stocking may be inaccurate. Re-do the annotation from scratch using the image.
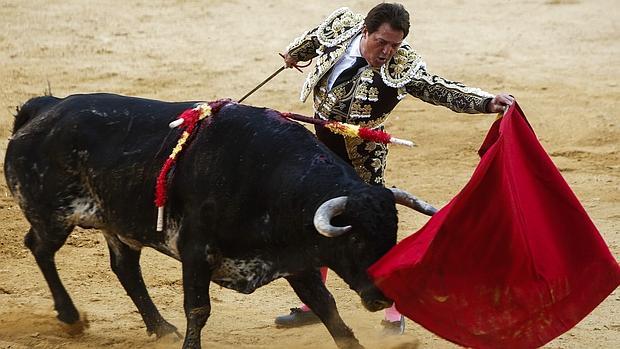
[384,303,402,322]
[300,267,328,311]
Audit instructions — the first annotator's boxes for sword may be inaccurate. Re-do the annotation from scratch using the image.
[238,66,286,103]
[238,53,309,103]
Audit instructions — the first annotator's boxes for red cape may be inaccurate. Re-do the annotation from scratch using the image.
[368,102,620,348]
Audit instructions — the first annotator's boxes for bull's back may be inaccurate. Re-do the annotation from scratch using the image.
[7,93,193,174]
[172,103,360,247]
[4,93,197,232]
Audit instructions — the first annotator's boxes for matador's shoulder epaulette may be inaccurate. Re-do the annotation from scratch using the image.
[380,42,427,88]
[285,7,364,64]
[315,7,364,47]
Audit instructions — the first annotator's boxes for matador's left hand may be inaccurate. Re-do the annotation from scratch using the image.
[487,93,514,113]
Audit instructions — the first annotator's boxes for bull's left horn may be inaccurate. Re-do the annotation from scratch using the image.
[390,188,438,216]
[314,196,352,238]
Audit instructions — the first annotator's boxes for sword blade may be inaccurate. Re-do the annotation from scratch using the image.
[238,66,286,103]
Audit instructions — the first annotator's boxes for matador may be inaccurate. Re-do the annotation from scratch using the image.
[276,3,514,332]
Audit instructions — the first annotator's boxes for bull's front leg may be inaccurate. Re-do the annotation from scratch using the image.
[286,271,363,349]
[179,239,213,349]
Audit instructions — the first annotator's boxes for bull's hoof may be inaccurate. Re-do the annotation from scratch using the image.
[56,306,81,324]
[148,320,182,340]
[60,312,90,336]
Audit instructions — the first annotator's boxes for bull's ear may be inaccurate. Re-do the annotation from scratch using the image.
[314,196,353,237]
[389,187,437,216]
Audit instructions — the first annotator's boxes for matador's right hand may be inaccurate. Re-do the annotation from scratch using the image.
[282,52,299,68]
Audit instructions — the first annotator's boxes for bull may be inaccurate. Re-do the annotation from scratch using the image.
[4,93,436,349]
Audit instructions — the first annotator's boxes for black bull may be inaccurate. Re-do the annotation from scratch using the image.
[4,93,436,349]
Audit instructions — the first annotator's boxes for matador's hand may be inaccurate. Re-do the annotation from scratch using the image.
[487,93,514,113]
[282,52,299,68]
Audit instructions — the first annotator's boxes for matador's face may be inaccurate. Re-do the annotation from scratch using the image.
[360,23,404,68]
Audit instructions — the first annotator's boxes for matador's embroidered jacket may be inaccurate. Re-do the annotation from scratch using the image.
[286,7,494,185]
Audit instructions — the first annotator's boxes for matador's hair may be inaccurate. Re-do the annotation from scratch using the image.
[364,3,410,38]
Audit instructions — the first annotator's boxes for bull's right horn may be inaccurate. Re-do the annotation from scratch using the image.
[390,188,438,216]
[313,196,352,238]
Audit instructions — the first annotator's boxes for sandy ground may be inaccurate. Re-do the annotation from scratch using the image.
[0,0,618,348]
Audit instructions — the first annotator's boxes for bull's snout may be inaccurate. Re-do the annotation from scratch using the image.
[359,287,393,312]
[362,298,393,312]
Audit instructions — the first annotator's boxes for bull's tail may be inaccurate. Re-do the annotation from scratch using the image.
[12,95,61,134]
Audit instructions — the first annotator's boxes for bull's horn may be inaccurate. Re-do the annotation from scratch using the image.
[313,196,352,238]
[390,188,438,216]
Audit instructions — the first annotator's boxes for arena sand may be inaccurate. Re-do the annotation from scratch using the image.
[0,1,618,348]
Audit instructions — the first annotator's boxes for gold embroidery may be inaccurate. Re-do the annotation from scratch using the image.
[316,8,364,47]
[301,45,347,102]
[355,84,368,100]
[381,43,426,88]
[353,78,378,103]
[406,70,494,113]
[417,74,494,99]
[313,79,353,121]
[370,158,383,171]
[345,137,370,183]
[355,113,389,129]
[360,69,374,83]
[345,137,388,186]
[350,100,372,119]
[367,87,379,102]
[285,29,311,54]
[299,8,365,102]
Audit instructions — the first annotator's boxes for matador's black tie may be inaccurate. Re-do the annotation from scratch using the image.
[333,56,368,87]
